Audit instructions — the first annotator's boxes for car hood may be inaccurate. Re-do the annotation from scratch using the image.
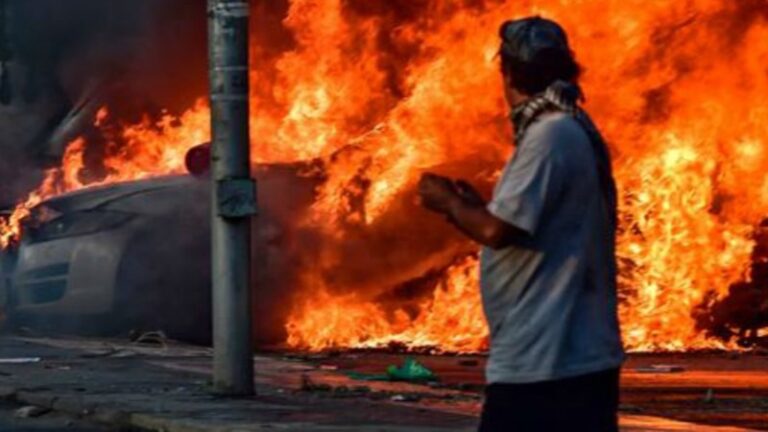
[41,175,202,213]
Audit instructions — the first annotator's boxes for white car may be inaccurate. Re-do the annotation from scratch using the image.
[2,159,317,344]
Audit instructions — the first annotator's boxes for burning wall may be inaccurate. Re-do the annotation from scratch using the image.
[2,0,768,352]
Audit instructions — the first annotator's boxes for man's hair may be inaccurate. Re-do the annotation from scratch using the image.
[498,17,582,96]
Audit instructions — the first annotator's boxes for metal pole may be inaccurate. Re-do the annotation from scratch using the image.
[208,0,255,396]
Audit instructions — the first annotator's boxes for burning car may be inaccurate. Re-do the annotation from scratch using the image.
[0,145,318,345]
[4,174,211,342]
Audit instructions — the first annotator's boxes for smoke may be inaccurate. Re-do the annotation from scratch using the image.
[0,0,211,206]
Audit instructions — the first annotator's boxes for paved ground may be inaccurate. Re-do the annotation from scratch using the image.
[0,335,764,431]
[0,399,111,431]
[0,336,478,432]
[310,351,768,430]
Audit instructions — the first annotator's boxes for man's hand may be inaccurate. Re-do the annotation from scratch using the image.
[418,173,459,214]
[418,173,525,249]
[454,180,486,207]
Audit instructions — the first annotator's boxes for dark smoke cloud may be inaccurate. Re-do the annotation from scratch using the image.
[0,0,212,206]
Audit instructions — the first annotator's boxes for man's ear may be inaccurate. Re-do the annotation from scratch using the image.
[503,73,514,89]
[502,73,517,108]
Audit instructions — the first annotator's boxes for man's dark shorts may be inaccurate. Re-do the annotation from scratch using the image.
[478,368,620,432]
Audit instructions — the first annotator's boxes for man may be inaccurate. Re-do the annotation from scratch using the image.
[418,17,624,432]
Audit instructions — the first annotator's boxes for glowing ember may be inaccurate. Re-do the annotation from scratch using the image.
[2,1,767,353]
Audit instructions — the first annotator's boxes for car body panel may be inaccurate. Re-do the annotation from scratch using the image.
[14,226,133,314]
[7,175,210,338]
[4,166,319,344]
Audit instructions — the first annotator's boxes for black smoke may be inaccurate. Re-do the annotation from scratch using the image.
[0,0,212,206]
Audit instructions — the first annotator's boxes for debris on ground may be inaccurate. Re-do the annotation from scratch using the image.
[80,347,137,359]
[619,404,644,413]
[634,364,686,373]
[300,374,332,392]
[130,330,169,348]
[110,349,139,358]
[299,374,375,398]
[704,388,715,404]
[14,405,50,418]
[352,385,371,394]
[390,394,422,403]
[0,357,41,364]
[80,348,118,359]
[330,385,372,398]
[346,371,391,381]
[43,364,71,371]
[300,376,453,404]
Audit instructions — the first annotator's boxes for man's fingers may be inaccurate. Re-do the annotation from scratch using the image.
[422,172,452,183]
[420,173,448,192]
[420,172,441,182]
[419,173,437,189]
[455,179,472,193]
[453,179,486,206]
[455,180,480,198]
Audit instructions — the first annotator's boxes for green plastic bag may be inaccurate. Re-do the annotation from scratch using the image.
[345,357,438,383]
[386,357,437,382]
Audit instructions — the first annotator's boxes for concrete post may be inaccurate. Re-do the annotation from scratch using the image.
[208,0,255,396]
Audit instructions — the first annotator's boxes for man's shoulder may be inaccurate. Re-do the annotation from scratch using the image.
[523,111,590,150]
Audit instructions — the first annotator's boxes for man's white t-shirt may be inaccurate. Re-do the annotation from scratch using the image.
[481,111,625,384]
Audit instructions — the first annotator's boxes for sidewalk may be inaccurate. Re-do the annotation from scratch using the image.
[0,336,758,432]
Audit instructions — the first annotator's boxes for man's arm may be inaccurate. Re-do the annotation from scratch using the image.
[444,194,529,249]
[420,121,563,248]
[418,174,529,249]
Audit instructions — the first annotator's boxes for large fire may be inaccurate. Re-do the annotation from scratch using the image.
[2,0,767,353]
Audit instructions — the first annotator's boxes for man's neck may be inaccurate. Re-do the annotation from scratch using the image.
[509,88,530,109]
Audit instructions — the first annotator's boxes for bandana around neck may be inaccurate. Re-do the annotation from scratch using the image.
[510,80,584,144]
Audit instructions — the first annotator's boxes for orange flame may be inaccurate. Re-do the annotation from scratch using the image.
[2,0,767,353]
[286,256,487,353]
[0,103,210,248]
[281,0,767,352]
